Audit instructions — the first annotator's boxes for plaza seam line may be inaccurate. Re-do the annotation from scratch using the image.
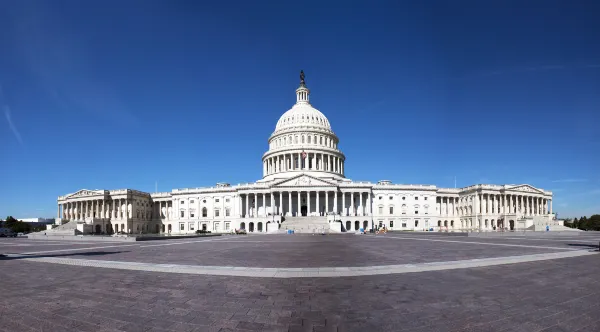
[13,251,597,278]
[16,236,241,255]
[377,236,581,251]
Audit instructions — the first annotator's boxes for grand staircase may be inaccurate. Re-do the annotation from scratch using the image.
[280,216,333,233]
[32,220,81,236]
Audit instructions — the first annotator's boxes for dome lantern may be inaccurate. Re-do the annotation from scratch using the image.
[296,70,310,104]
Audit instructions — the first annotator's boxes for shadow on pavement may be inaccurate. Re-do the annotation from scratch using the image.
[567,243,599,250]
[0,251,128,260]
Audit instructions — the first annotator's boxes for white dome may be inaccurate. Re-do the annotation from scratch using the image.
[274,103,332,132]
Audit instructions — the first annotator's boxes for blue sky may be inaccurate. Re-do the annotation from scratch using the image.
[1,0,599,219]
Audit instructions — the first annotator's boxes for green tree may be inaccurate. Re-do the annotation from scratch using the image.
[587,215,600,231]
[4,216,31,233]
[572,217,579,229]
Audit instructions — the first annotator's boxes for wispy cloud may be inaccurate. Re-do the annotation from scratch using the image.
[551,179,588,183]
[4,106,23,145]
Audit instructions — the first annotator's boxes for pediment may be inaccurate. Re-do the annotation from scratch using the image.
[507,185,543,194]
[272,174,337,188]
[66,189,106,198]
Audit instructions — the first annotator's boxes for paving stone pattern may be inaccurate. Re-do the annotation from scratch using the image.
[5,235,592,268]
[1,234,600,331]
[1,255,600,332]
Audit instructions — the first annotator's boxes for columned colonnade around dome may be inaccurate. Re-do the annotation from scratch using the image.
[263,151,344,177]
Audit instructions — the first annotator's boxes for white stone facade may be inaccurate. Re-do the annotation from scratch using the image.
[56,73,554,234]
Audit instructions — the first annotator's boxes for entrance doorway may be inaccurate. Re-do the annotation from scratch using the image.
[249,222,255,232]
[95,224,101,234]
[301,206,307,216]
[509,220,515,230]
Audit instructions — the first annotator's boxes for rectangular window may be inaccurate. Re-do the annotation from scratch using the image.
[181,200,184,204]
[214,222,220,232]
[190,212,195,218]
[215,199,220,203]
[402,223,407,228]
[225,198,230,202]
[189,223,195,231]
[180,223,185,231]
[378,221,383,227]
[390,220,394,228]
[424,197,428,201]
[415,210,419,215]
[190,200,194,204]
[225,209,230,217]
[225,222,230,231]
[180,211,185,218]
[215,210,220,217]
[415,197,418,200]
[389,207,394,214]
[379,196,382,200]
[378,206,383,214]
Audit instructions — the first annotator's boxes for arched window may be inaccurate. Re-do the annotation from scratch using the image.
[302,135,305,143]
[202,207,207,217]
[320,137,323,145]
[401,204,407,214]
[414,204,420,215]
[424,205,429,214]
[308,136,311,144]
[389,206,394,215]
[378,206,383,214]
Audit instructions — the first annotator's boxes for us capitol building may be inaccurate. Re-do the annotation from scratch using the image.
[55,72,557,235]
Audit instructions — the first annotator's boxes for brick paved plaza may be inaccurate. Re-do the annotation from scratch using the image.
[1,233,599,332]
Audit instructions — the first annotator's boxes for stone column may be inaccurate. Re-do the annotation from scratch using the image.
[358,192,363,216]
[350,192,355,216]
[316,191,320,216]
[295,191,300,216]
[550,199,552,215]
[244,194,249,218]
[519,196,523,215]
[334,191,338,214]
[288,192,292,217]
[307,191,312,216]
[325,191,329,214]
[367,192,371,215]
[342,192,346,216]
[279,191,283,215]
[262,193,266,217]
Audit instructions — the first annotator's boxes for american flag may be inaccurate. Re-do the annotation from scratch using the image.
[301,150,307,159]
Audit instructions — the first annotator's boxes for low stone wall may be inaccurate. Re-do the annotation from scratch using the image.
[467,231,582,237]
[387,231,469,237]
